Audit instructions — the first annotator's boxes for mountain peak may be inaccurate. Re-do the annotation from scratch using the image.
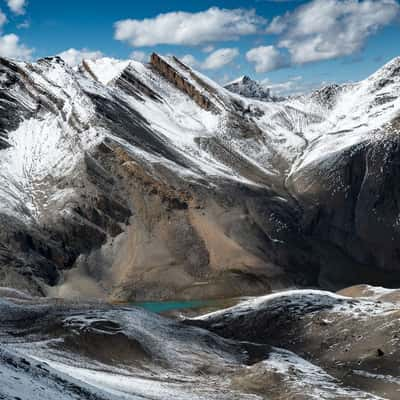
[226,75,252,86]
[224,75,272,101]
[369,56,400,83]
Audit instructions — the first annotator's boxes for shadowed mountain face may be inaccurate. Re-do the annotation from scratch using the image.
[0,53,400,301]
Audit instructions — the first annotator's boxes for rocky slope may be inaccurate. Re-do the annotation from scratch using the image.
[188,286,400,399]
[2,286,400,399]
[0,53,400,301]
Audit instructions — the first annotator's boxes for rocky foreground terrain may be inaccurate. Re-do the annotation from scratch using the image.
[1,286,400,399]
[1,53,400,301]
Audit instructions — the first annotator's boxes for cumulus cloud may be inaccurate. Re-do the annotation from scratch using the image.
[0,9,7,27]
[180,54,198,67]
[0,33,32,59]
[179,49,239,70]
[246,45,288,72]
[267,0,400,64]
[202,45,215,53]
[114,7,264,47]
[58,48,103,67]
[263,75,329,97]
[130,50,147,62]
[7,0,26,15]
[202,48,239,70]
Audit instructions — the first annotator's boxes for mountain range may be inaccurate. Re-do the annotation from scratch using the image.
[2,52,400,400]
[1,53,400,302]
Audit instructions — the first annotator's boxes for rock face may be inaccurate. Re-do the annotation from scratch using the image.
[150,53,216,112]
[0,54,400,300]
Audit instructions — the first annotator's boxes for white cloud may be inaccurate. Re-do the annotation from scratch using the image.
[0,33,32,59]
[263,75,328,97]
[246,45,288,72]
[180,54,198,67]
[114,7,264,47]
[0,9,7,28]
[202,47,239,70]
[267,0,400,64]
[266,16,286,35]
[7,0,26,15]
[179,49,239,70]
[130,50,147,62]
[58,48,103,67]
[220,73,233,84]
[202,45,215,53]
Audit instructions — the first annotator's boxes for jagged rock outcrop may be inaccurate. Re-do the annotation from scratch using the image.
[150,53,216,112]
[224,75,273,101]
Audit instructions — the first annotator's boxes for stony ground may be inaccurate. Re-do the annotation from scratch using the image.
[1,286,400,399]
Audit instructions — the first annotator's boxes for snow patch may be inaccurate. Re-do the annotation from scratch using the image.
[261,347,385,399]
[0,117,102,221]
[84,57,131,85]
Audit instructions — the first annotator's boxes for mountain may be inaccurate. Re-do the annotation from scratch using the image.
[0,53,400,301]
[2,53,400,400]
[224,75,274,100]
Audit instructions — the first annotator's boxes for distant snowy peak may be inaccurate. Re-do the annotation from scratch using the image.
[224,75,273,101]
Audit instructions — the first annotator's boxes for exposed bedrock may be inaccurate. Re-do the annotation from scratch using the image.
[150,53,217,112]
[288,133,400,290]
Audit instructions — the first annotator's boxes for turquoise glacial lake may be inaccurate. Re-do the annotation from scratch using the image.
[133,299,212,314]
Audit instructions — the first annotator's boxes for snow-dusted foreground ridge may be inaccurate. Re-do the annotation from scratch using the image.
[2,287,400,399]
[0,53,400,300]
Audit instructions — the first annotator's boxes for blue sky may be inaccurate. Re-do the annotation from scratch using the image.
[1,0,399,95]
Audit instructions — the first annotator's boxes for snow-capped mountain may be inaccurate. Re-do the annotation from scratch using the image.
[0,53,400,300]
[224,75,273,101]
